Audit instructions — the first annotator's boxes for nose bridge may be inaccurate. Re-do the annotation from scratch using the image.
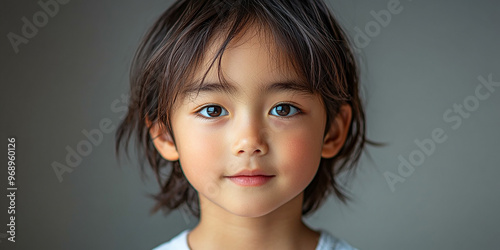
[231,110,269,156]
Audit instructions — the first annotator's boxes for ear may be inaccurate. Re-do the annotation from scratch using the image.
[147,120,179,161]
[321,104,352,158]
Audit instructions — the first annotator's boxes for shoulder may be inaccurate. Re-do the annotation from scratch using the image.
[316,230,359,250]
[153,229,191,250]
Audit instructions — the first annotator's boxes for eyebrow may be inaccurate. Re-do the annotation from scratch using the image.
[182,80,313,96]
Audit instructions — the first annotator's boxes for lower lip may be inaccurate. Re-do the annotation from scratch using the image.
[226,175,275,187]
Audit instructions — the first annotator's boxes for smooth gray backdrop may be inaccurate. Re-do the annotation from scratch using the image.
[1,0,499,249]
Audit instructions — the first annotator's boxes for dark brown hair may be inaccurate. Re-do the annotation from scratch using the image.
[116,0,369,217]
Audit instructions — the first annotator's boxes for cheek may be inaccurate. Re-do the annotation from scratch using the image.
[274,127,324,181]
[177,122,225,162]
[174,123,229,194]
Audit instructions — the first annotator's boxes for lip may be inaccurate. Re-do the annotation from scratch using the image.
[225,175,275,186]
[224,169,275,187]
[228,169,273,177]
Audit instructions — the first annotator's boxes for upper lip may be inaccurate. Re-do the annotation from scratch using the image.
[225,169,275,177]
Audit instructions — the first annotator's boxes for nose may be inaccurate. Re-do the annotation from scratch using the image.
[231,116,269,157]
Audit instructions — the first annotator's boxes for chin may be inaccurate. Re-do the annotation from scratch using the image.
[222,199,286,218]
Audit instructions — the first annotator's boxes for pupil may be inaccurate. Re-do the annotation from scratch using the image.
[276,105,290,116]
[207,106,221,117]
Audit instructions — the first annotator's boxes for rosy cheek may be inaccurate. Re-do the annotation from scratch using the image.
[177,124,225,173]
[277,129,322,175]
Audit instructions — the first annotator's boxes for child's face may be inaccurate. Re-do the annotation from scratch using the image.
[153,27,340,217]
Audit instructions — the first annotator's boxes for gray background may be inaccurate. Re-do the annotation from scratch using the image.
[1,0,499,249]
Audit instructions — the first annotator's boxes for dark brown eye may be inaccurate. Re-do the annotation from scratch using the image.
[206,106,221,116]
[198,105,228,118]
[270,104,300,117]
[275,105,290,116]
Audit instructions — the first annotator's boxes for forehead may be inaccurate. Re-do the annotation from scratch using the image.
[191,24,303,88]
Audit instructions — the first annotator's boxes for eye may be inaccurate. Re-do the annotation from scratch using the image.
[269,104,301,117]
[197,105,229,118]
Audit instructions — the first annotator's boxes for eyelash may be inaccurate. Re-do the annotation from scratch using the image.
[194,103,303,120]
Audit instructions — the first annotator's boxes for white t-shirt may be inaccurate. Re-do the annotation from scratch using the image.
[153,229,359,250]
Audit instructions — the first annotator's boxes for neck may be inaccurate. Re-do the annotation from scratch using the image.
[187,192,320,250]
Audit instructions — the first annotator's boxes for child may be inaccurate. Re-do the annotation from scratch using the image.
[117,0,368,249]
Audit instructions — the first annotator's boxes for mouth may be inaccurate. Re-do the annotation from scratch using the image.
[224,174,275,187]
[224,169,275,186]
[226,169,273,177]
[224,169,276,187]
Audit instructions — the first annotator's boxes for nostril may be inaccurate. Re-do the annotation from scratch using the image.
[237,149,262,155]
